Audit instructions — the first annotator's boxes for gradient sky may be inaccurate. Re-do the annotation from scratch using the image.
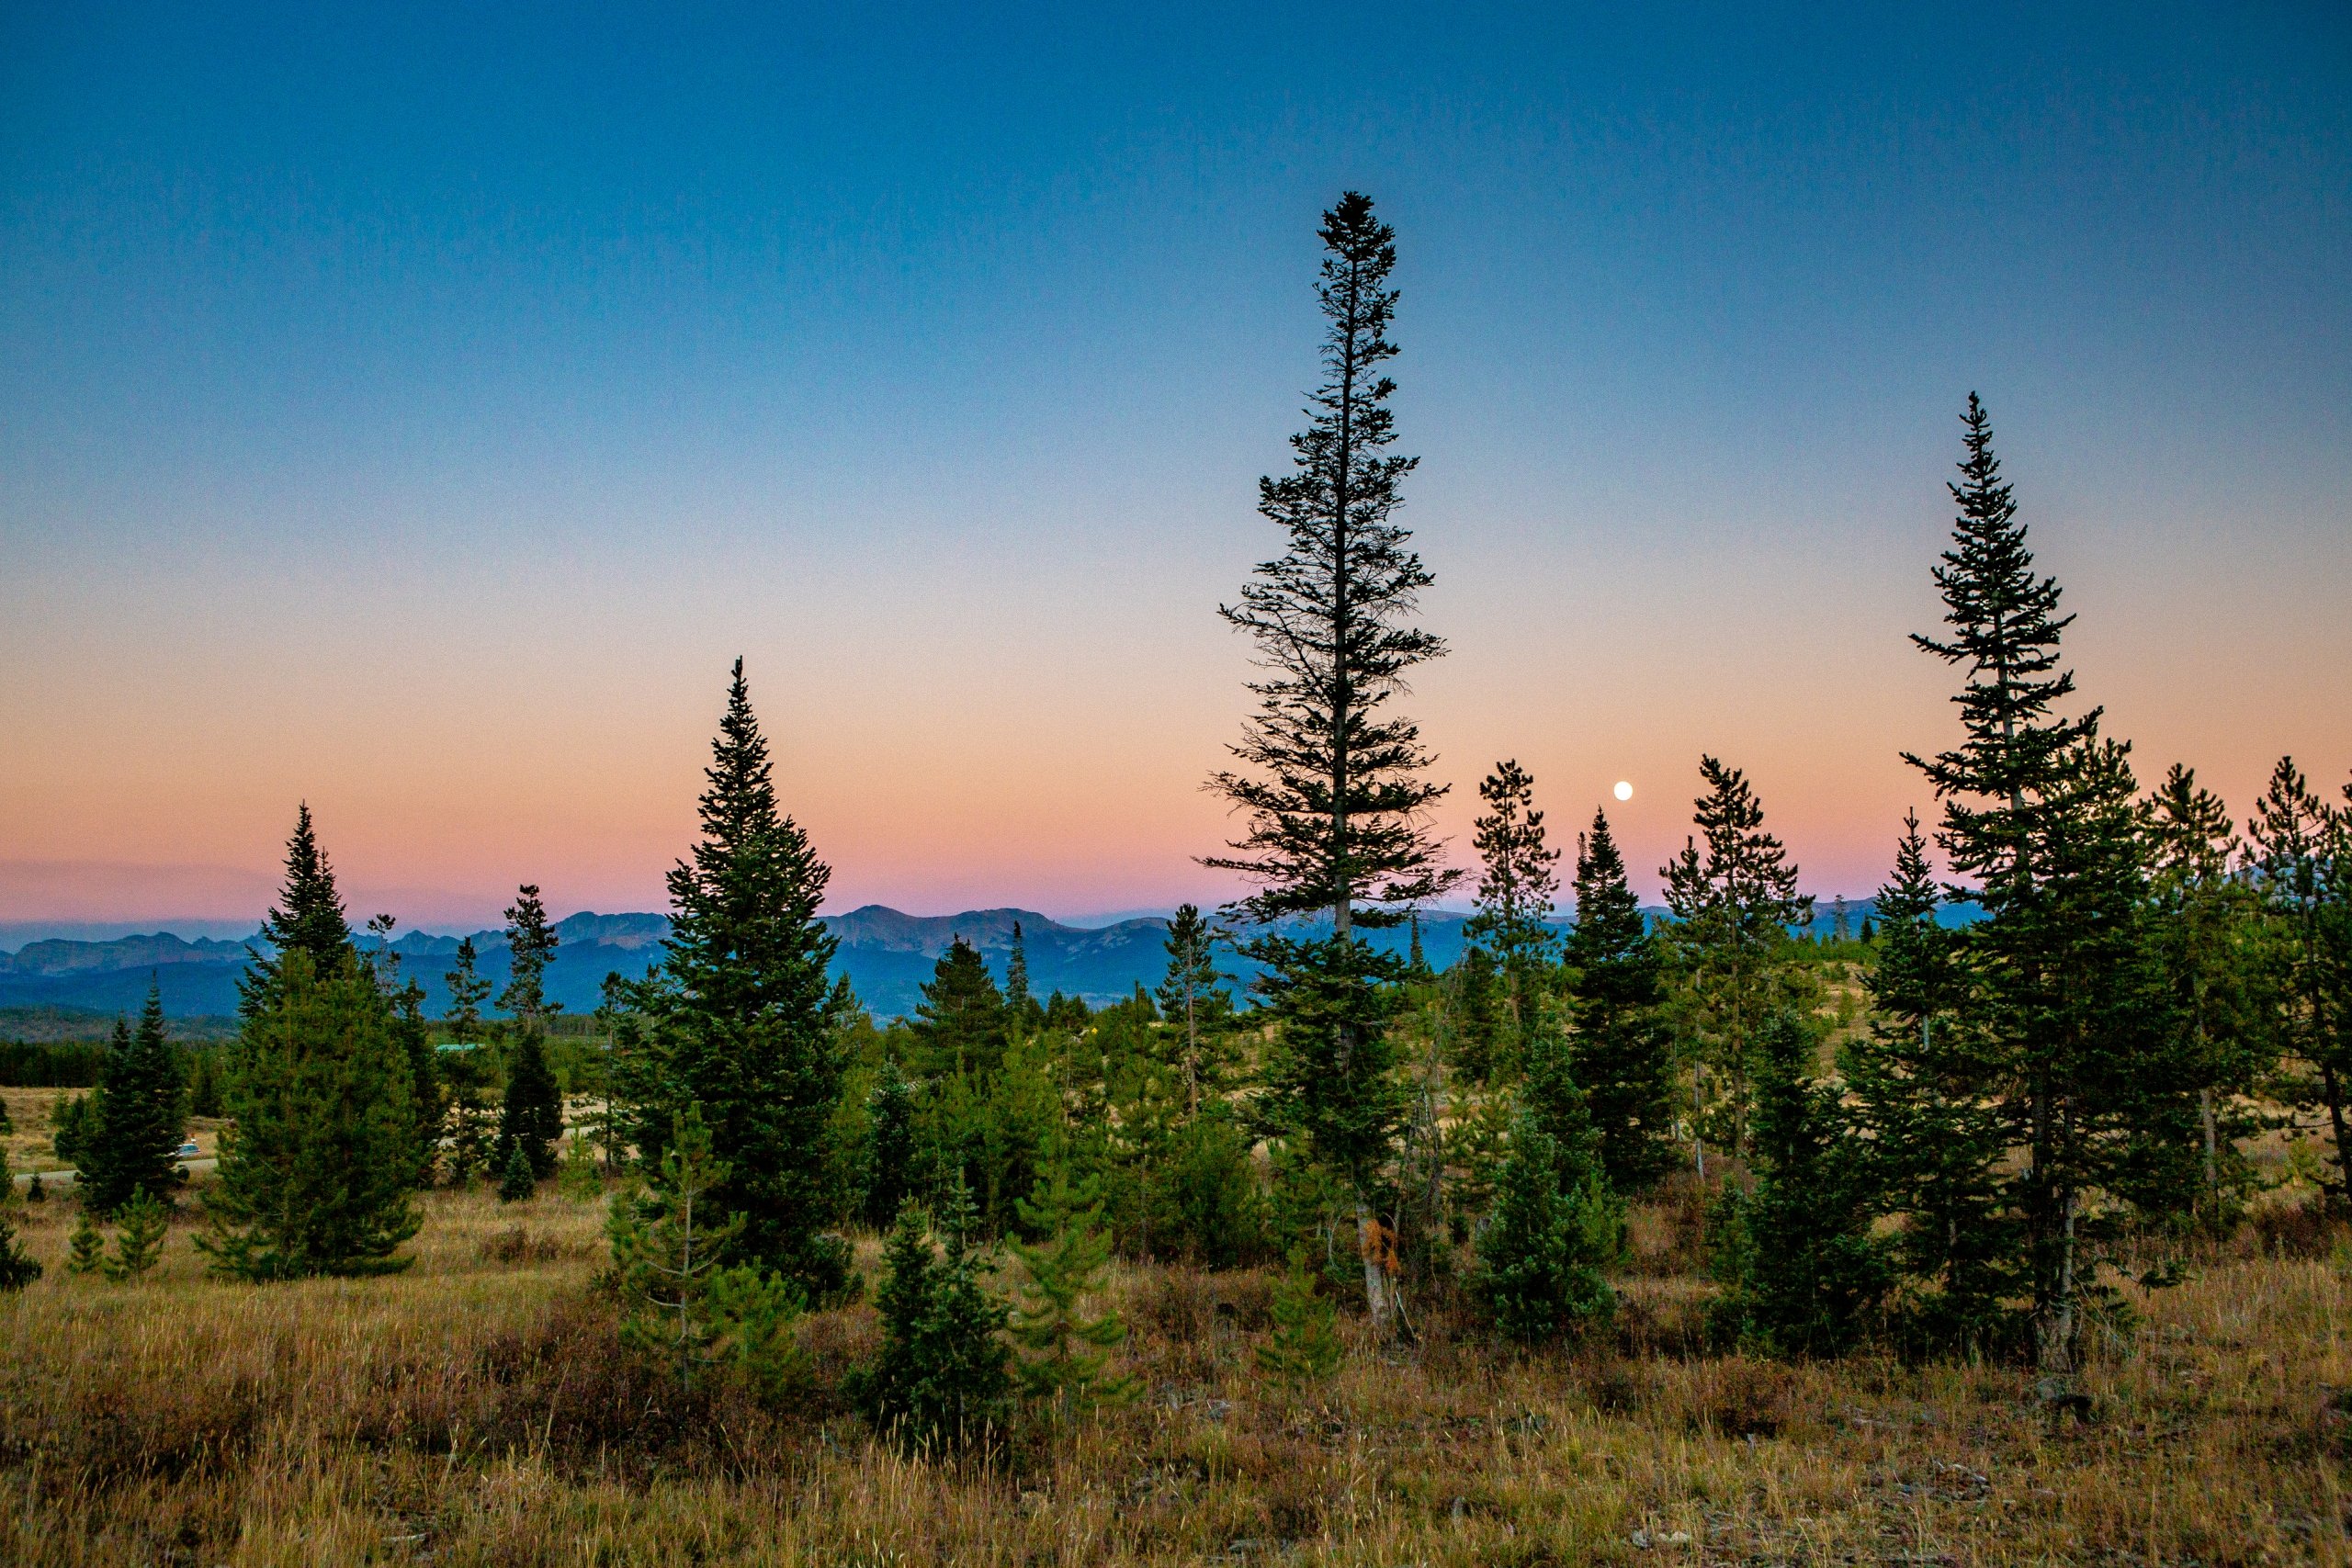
[3,1,2347,936]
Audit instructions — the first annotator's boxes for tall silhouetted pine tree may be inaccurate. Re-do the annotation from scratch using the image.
[498,885,561,1030]
[1904,395,2184,1381]
[1844,811,2017,1355]
[1565,809,1676,1194]
[1204,192,1456,1335]
[80,985,188,1215]
[1466,760,1562,1054]
[616,660,850,1296]
[240,803,354,1018]
[1661,757,1813,1164]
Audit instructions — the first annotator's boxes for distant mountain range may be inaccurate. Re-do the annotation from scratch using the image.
[0,897,1973,1032]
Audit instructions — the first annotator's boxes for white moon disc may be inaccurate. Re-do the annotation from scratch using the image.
[1613,781,1634,801]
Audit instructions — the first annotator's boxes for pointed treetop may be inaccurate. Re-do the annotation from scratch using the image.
[260,803,353,968]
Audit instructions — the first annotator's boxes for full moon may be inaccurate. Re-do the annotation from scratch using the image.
[1613,780,1634,801]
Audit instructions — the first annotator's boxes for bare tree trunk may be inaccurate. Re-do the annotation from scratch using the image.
[2199,1087,2219,1205]
[1355,1196,1394,1337]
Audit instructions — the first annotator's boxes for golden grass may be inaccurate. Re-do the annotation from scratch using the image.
[4,1180,2346,1566]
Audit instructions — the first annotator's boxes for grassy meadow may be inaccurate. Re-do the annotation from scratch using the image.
[3,1095,2346,1568]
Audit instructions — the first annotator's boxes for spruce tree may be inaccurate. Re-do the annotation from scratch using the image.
[1155,903,1233,1115]
[2145,764,2272,1223]
[496,1029,563,1180]
[1476,1108,1618,1345]
[199,949,421,1279]
[439,937,498,1181]
[0,1214,37,1291]
[614,660,850,1296]
[239,803,355,1018]
[855,1178,1012,1452]
[1465,759,1562,1050]
[910,938,1010,1079]
[1480,1015,1623,1340]
[1903,396,2186,1379]
[608,1106,807,1396]
[1204,192,1457,1336]
[2248,757,2351,1202]
[864,1055,918,1230]
[80,987,187,1215]
[1565,810,1677,1193]
[1008,1162,1135,1422]
[497,1138,537,1201]
[1003,920,1041,1032]
[1449,944,1504,1082]
[1844,812,2018,1355]
[1257,1250,1344,1388]
[362,919,442,1189]
[50,1091,93,1168]
[66,1206,105,1275]
[105,1187,169,1280]
[498,885,561,1030]
[1661,757,1814,1163]
[1711,1010,1885,1358]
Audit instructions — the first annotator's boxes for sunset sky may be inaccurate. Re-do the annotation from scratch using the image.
[4,2,2347,938]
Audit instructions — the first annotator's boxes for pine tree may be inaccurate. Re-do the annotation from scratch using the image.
[613,660,850,1297]
[198,949,421,1279]
[1204,192,1458,1336]
[239,803,355,1018]
[1844,812,2018,1355]
[50,1091,93,1167]
[608,1105,807,1395]
[79,987,187,1215]
[390,976,442,1185]
[910,938,1010,1079]
[2248,757,2351,1202]
[65,1206,105,1275]
[1661,757,1814,1163]
[1565,810,1677,1194]
[439,938,498,1182]
[0,1214,38,1291]
[1476,1016,1623,1344]
[25,1171,45,1204]
[498,885,562,1030]
[1257,1250,1344,1389]
[864,1055,918,1231]
[2145,764,2273,1223]
[1902,396,2185,1379]
[498,1137,537,1201]
[1476,1108,1619,1345]
[1711,1010,1886,1358]
[1003,920,1041,1032]
[1155,903,1233,1115]
[496,1029,564,1180]
[1008,1162,1135,1422]
[1449,944,1505,1082]
[105,1186,169,1280]
[854,1178,1012,1452]
[1465,759,1562,1049]
[559,1127,604,1198]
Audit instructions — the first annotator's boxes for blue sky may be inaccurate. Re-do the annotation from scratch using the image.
[3,1,2346,929]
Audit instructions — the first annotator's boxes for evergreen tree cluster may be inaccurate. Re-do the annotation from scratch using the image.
[90,194,2349,1446]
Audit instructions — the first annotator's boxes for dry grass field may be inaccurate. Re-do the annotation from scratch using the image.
[4,1150,2347,1568]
